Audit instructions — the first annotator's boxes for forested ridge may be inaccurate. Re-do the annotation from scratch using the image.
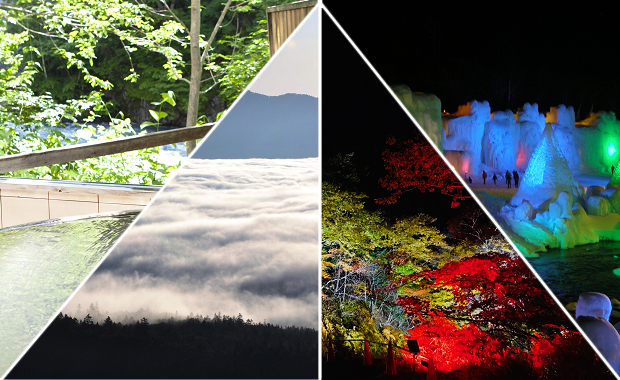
[10,312,318,379]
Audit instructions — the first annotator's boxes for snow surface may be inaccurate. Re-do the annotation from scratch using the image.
[578,315,620,374]
[576,292,613,320]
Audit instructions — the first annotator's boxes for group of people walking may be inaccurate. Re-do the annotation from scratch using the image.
[504,170,519,188]
[480,170,519,188]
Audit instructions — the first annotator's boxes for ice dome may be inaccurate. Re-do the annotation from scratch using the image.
[576,292,612,320]
[510,124,582,209]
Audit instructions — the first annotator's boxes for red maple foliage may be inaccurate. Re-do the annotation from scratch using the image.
[402,315,607,378]
[404,315,516,374]
[395,254,609,378]
[397,254,559,331]
[376,137,470,208]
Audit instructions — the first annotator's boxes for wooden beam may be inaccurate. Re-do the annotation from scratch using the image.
[0,123,215,173]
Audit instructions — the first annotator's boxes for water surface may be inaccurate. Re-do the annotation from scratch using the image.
[529,241,620,306]
[0,212,136,376]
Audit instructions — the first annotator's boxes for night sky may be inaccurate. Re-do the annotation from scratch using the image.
[323,2,620,119]
[322,13,481,230]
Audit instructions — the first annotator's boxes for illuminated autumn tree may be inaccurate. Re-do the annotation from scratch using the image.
[322,182,450,356]
[394,252,610,378]
[377,137,470,208]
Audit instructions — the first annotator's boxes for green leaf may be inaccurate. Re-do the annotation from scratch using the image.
[140,121,158,129]
[149,109,161,121]
[161,91,176,107]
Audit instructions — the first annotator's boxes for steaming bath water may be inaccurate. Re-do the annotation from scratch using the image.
[0,211,138,377]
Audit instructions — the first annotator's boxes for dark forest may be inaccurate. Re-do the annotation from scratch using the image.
[9,313,318,379]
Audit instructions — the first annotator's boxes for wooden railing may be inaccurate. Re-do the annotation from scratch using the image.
[0,123,215,173]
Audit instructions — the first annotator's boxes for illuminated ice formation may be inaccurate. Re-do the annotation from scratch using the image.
[481,111,518,171]
[391,85,444,151]
[497,125,620,256]
[397,87,620,176]
[575,293,620,374]
[515,103,546,170]
[510,124,582,209]
[443,100,490,174]
[574,112,620,174]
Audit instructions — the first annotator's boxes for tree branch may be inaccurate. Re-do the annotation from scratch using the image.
[160,0,189,35]
[199,0,232,65]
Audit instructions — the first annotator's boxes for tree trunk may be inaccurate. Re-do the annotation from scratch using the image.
[185,0,202,155]
[185,0,232,156]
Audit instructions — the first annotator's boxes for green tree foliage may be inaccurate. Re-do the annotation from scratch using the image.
[0,0,292,183]
[322,182,453,357]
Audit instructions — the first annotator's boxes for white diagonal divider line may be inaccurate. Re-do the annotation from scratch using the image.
[316,2,324,378]
[322,5,619,378]
[2,5,322,380]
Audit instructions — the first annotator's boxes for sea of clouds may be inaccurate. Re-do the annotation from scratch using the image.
[65,158,319,328]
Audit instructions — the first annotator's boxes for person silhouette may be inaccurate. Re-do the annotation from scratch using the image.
[505,170,512,188]
[513,171,519,188]
[492,173,497,185]
[482,170,487,184]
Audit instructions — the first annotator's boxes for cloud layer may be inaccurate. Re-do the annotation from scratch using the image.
[66,158,319,328]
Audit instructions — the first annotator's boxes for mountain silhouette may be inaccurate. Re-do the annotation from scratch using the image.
[193,91,318,159]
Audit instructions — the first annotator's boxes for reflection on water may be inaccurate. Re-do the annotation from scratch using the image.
[528,241,620,306]
[0,212,136,376]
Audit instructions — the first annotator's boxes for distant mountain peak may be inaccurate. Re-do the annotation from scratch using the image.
[193,90,318,159]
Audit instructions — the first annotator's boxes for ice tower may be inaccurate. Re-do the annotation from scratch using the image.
[510,124,582,209]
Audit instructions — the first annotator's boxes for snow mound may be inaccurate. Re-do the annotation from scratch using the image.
[510,124,583,209]
[586,196,612,216]
[578,316,620,375]
[576,293,620,375]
